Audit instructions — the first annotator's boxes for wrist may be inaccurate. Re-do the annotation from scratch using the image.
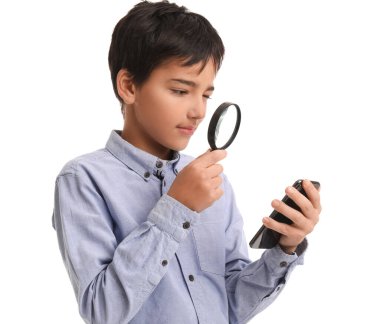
[279,244,297,255]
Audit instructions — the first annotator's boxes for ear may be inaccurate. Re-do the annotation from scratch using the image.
[116,69,136,105]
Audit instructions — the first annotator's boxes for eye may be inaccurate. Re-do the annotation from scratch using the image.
[203,94,212,100]
[171,89,188,96]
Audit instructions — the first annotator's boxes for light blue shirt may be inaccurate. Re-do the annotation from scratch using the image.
[53,130,306,324]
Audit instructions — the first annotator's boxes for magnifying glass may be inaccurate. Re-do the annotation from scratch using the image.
[207,102,241,150]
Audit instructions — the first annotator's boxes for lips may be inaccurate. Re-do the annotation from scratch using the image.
[177,125,197,136]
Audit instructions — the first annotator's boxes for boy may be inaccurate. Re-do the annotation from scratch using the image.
[53,1,321,323]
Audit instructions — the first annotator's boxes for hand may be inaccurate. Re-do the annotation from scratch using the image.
[167,150,227,212]
[262,179,322,254]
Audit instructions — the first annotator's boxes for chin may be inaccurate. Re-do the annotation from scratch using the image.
[168,140,190,152]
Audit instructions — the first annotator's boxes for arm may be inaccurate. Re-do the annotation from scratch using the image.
[223,177,309,324]
[53,172,198,324]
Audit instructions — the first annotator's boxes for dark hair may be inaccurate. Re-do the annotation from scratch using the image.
[108,0,225,103]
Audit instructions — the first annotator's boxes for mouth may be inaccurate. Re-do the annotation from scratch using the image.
[177,125,197,136]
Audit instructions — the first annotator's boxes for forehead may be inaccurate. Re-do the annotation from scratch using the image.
[151,58,217,82]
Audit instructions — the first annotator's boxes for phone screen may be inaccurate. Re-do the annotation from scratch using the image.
[249,179,320,249]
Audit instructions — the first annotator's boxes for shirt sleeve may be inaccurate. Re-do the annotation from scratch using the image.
[222,176,307,324]
[53,171,199,324]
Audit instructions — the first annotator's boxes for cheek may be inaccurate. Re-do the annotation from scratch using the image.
[135,90,160,120]
[138,90,177,123]
[135,97,173,138]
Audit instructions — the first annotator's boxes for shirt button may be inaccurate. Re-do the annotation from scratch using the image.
[161,260,168,266]
[280,261,288,268]
[188,275,195,282]
[183,221,190,229]
[144,171,151,178]
[156,160,163,168]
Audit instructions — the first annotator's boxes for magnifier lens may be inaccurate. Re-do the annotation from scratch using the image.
[208,102,241,150]
[215,107,237,148]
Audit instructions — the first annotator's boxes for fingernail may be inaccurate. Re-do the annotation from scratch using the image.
[286,186,294,194]
[272,199,280,207]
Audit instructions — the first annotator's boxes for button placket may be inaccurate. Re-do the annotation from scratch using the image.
[154,159,166,181]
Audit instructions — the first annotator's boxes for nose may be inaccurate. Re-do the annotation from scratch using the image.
[188,96,206,121]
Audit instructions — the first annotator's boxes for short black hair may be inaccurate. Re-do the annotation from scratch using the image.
[108,0,225,103]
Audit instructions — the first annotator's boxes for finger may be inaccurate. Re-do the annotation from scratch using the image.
[263,216,299,237]
[263,217,308,246]
[303,179,321,211]
[206,163,224,178]
[213,187,224,201]
[195,149,227,167]
[271,199,305,225]
[210,175,223,189]
[285,186,315,218]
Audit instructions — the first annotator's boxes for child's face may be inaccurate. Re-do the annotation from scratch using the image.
[125,59,216,159]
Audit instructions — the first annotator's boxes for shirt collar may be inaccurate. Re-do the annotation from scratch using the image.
[105,130,181,181]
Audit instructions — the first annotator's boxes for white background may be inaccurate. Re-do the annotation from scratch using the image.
[1,0,379,323]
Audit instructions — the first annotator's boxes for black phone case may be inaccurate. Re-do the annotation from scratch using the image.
[249,179,320,249]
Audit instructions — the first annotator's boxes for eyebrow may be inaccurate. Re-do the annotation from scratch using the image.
[170,78,215,92]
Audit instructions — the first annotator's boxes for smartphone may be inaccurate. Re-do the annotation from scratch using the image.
[249,179,320,249]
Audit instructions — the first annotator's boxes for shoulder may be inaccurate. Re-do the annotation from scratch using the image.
[57,148,113,178]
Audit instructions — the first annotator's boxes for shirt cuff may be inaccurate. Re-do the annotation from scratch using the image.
[262,243,305,276]
[295,238,308,256]
[147,194,200,242]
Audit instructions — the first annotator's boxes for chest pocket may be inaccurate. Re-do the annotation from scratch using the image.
[192,222,225,276]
